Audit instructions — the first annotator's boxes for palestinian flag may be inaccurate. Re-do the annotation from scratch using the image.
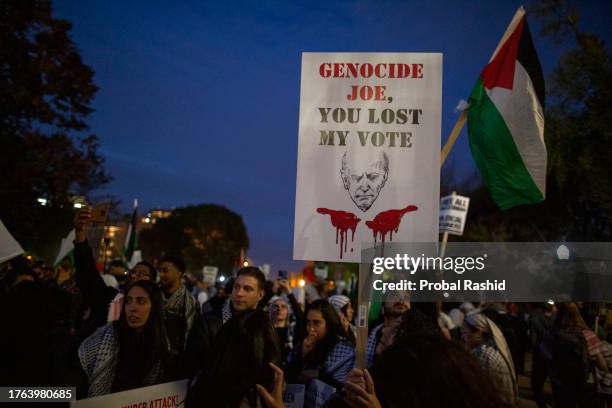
[54,229,75,266]
[124,199,138,263]
[467,7,546,210]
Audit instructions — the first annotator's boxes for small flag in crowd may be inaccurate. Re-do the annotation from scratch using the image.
[0,219,24,263]
[54,229,75,266]
[124,199,141,268]
[467,6,547,210]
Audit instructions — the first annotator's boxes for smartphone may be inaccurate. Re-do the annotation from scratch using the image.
[90,202,111,224]
[278,270,288,279]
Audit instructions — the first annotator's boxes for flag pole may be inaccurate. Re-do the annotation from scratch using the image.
[355,262,370,368]
[440,110,467,167]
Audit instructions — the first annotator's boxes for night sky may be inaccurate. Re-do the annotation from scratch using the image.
[53,0,611,272]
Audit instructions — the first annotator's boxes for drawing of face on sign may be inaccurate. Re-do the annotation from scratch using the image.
[340,150,389,212]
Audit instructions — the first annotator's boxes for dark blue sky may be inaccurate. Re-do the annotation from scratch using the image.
[53,0,611,272]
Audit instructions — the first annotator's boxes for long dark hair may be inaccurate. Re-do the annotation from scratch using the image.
[304,299,348,366]
[553,302,589,333]
[116,280,169,380]
[374,334,505,408]
[196,310,281,407]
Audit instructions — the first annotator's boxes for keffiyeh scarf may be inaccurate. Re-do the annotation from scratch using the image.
[221,297,233,324]
[164,284,198,348]
[78,323,163,397]
[464,311,517,389]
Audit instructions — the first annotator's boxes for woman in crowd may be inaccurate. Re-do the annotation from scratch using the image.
[78,280,174,396]
[328,294,356,344]
[268,295,295,365]
[462,311,518,407]
[549,302,608,407]
[187,310,282,408]
[343,334,505,408]
[286,299,355,389]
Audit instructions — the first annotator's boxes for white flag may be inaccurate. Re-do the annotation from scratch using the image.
[54,229,75,266]
[0,219,24,263]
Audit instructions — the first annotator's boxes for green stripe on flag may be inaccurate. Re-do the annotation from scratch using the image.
[468,80,544,210]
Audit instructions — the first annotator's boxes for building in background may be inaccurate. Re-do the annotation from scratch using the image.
[94,208,173,265]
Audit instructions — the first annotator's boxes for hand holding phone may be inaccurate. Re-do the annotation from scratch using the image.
[90,202,110,224]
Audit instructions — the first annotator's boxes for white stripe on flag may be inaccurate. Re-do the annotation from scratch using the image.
[486,62,547,196]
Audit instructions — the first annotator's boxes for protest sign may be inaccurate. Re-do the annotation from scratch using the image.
[439,194,470,236]
[202,266,219,285]
[283,384,305,408]
[305,379,336,408]
[293,53,442,262]
[71,379,188,408]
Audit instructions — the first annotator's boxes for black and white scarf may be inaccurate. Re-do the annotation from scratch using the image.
[164,284,198,349]
[78,323,163,397]
[221,297,233,324]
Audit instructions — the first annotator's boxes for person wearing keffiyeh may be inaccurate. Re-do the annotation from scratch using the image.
[158,256,200,377]
[286,299,355,404]
[78,280,174,397]
[462,311,518,407]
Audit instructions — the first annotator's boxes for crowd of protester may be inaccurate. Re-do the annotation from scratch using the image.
[1,209,612,407]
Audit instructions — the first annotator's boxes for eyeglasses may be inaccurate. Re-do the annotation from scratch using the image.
[128,269,151,279]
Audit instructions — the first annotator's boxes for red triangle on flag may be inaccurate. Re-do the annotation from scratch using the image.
[481,17,525,90]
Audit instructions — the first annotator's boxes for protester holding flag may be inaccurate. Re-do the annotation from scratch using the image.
[78,280,176,396]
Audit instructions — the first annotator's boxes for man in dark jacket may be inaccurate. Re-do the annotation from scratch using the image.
[196,267,266,372]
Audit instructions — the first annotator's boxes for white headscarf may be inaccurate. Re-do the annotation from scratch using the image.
[328,294,350,317]
[268,295,293,321]
[464,311,517,386]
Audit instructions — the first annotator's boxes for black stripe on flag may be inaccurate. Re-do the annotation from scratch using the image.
[517,17,546,111]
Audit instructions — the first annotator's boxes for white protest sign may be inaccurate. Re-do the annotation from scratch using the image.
[439,194,470,236]
[293,53,442,262]
[71,379,188,408]
[305,379,336,408]
[283,384,305,408]
[202,265,218,285]
[0,219,24,263]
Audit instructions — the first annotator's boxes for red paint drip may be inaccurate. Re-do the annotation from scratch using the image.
[365,205,418,245]
[317,208,361,259]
